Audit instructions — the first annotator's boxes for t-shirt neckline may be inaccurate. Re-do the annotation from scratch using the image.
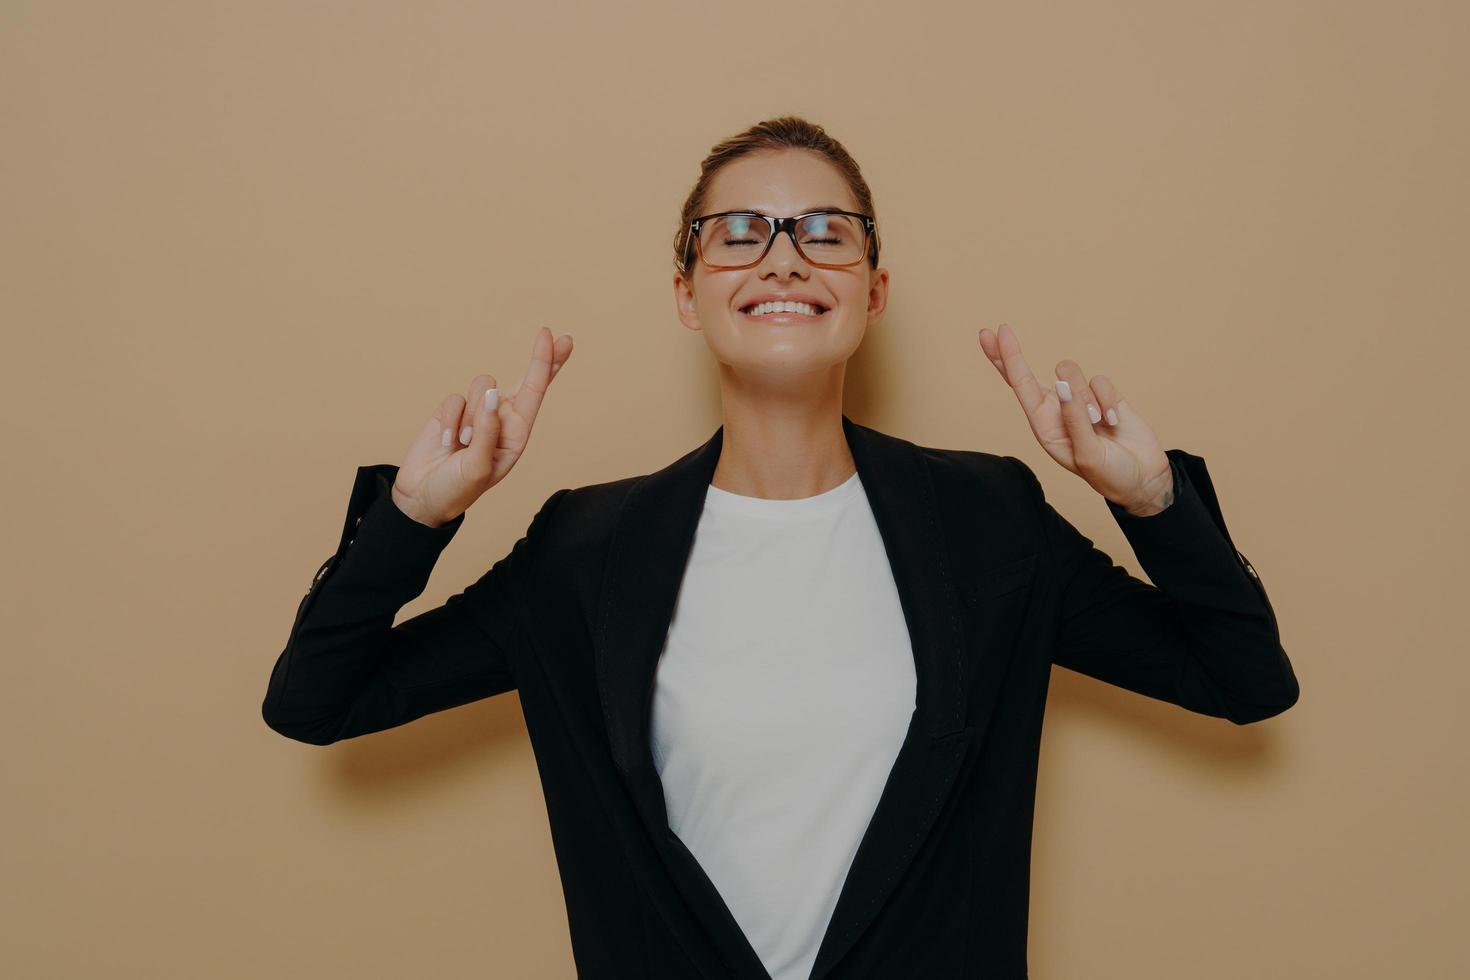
[703,469,862,519]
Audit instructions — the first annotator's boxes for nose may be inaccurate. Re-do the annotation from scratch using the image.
[757,228,810,279]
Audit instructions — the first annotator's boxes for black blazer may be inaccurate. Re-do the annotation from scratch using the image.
[262,413,1298,980]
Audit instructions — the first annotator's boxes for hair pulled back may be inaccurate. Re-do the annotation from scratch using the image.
[673,115,881,278]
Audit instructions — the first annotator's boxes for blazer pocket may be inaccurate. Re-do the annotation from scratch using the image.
[968,553,1039,602]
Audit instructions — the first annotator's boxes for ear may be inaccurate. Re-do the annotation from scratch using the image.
[673,272,703,332]
[865,266,890,327]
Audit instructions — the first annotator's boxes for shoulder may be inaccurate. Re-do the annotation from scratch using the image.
[905,439,1048,553]
[545,474,642,530]
[532,473,638,532]
[911,439,1039,506]
[517,474,641,581]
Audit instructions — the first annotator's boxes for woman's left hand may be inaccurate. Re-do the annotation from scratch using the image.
[978,323,1175,516]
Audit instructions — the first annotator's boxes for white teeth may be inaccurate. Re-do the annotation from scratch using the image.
[743,300,824,317]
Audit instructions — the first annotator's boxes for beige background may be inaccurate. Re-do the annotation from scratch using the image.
[3,1,1464,977]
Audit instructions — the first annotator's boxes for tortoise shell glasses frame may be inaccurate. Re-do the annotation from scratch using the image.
[677,209,881,274]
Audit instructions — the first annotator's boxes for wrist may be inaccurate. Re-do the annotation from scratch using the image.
[1118,464,1176,517]
[390,482,445,529]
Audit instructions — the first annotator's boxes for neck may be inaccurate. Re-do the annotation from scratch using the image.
[709,386,855,500]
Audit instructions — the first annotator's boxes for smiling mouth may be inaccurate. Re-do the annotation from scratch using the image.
[738,301,830,321]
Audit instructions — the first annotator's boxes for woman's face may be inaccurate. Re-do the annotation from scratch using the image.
[673,149,889,381]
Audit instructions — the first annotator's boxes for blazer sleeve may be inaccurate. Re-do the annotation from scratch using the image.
[261,463,570,745]
[1007,449,1299,724]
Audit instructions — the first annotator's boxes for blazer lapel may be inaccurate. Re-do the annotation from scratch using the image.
[594,414,1007,980]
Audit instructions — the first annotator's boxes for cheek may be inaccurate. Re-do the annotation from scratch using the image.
[694,280,740,314]
[825,273,872,309]
[832,292,871,323]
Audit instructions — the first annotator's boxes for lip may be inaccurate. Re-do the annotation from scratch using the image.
[737,292,831,322]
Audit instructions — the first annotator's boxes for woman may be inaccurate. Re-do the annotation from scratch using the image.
[263,116,1298,980]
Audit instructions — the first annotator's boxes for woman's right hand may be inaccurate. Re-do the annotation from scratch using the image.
[390,326,574,528]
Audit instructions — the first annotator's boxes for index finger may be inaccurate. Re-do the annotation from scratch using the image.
[993,323,1050,417]
[510,326,556,424]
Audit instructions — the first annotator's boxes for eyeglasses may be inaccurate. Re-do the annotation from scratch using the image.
[678,209,880,273]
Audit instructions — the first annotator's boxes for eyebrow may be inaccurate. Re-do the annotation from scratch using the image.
[725,205,853,216]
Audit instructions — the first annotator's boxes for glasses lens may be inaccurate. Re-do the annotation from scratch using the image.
[698,214,766,267]
[698,212,867,268]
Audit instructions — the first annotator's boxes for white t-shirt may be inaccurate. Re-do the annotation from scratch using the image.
[649,469,917,980]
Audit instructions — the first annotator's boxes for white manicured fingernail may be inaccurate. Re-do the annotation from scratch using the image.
[441,426,452,447]
[484,387,498,411]
[460,425,472,444]
[1087,403,1102,424]
[1055,380,1072,402]
[1106,407,1118,425]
